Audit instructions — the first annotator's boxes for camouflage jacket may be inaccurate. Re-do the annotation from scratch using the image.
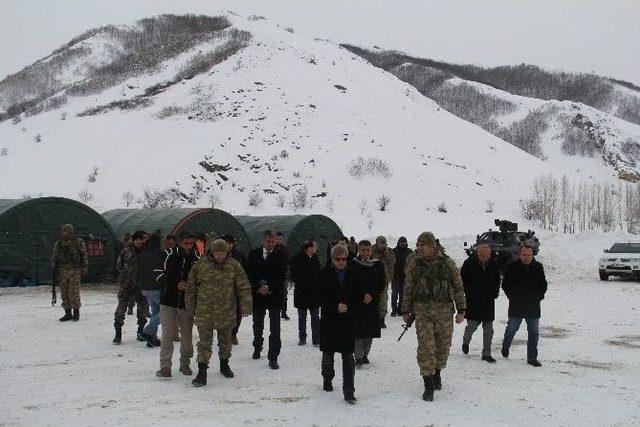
[372,244,395,284]
[117,243,138,289]
[52,238,88,274]
[186,254,253,329]
[402,252,466,314]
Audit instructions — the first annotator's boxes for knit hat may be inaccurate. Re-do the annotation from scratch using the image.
[375,235,387,245]
[416,232,436,246]
[209,239,229,253]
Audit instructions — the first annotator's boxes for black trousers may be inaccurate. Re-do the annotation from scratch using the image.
[391,286,404,314]
[232,298,241,335]
[322,351,355,395]
[252,306,282,360]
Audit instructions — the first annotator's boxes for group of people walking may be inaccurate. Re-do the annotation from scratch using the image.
[51,223,548,403]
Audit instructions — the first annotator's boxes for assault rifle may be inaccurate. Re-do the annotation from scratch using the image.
[51,269,58,306]
[397,313,416,341]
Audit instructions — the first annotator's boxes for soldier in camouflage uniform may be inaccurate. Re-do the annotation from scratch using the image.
[371,236,395,328]
[403,232,466,401]
[52,224,89,321]
[113,231,149,344]
[186,239,253,387]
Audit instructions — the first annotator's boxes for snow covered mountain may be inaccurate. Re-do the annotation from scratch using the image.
[0,13,634,238]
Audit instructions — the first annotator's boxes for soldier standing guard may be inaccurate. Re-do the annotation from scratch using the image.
[186,239,253,387]
[52,224,88,322]
[402,232,466,401]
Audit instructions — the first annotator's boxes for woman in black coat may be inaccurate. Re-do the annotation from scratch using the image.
[319,244,358,404]
[290,239,322,345]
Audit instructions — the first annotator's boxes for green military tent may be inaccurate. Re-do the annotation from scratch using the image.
[0,197,118,285]
[235,215,344,264]
[102,208,252,255]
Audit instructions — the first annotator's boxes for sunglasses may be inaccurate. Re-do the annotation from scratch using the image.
[333,257,348,262]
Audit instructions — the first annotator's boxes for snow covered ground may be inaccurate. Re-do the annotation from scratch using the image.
[1,233,639,426]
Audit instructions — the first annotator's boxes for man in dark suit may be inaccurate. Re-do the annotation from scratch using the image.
[247,230,288,369]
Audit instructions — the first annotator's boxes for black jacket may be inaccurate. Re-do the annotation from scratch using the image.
[392,246,413,290]
[460,257,501,321]
[230,248,247,268]
[319,266,358,353]
[136,238,165,291]
[502,259,547,319]
[349,256,386,339]
[290,252,322,309]
[159,247,200,308]
[246,247,287,309]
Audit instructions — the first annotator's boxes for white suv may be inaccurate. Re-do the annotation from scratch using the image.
[599,242,640,281]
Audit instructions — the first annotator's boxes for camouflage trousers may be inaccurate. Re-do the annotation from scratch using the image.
[58,267,81,310]
[196,325,233,364]
[379,282,390,319]
[114,285,149,328]
[414,303,454,376]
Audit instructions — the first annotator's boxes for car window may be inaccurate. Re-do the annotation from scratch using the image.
[609,243,640,253]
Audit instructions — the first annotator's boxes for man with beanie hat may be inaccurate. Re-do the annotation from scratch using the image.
[371,236,395,328]
[186,238,253,387]
[403,232,466,401]
[391,237,412,317]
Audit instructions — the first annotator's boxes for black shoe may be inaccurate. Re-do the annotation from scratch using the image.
[59,310,73,322]
[220,358,234,378]
[269,359,279,370]
[127,306,133,315]
[323,378,333,392]
[462,343,469,354]
[192,363,208,387]
[482,355,497,363]
[146,336,161,348]
[362,356,370,365]
[422,376,434,401]
[379,318,387,329]
[501,347,509,358]
[355,358,363,369]
[137,323,147,342]
[390,311,397,317]
[72,308,80,321]
[344,393,357,404]
[112,326,122,345]
[252,350,261,360]
[298,337,306,346]
[433,369,442,390]
[281,313,290,320]
[527,360,542,367]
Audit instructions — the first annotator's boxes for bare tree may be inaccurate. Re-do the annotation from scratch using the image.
[377,194,391,211]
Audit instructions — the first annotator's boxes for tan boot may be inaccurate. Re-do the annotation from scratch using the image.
[179,360,192,376]
[156,367,171,378]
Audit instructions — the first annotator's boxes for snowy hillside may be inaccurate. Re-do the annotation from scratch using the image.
[0,13,555,239]
[344,46,640,182]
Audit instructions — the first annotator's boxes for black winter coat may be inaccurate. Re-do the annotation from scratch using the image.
[460,257,501,321]
[319,266,358,353]
[136,243,165,291]
[290,252,321,309]
[349,257,386,339]
[502,259,547,319]
[392,246,413,291]
[246,247,288,309]
[159,248,199,308]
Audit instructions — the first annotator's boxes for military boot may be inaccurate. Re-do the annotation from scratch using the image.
[433,369,442,390]
[59,310,73,322]
[113,325,122,344]
[192,363,208,387]
[220,358,234,378]
[323,378,333,392]
[72,308,80,321]
[179,359,192,376]
[422,376,435,401]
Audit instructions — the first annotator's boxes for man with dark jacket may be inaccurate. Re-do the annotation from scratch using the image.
[113,231,149,344]
[247,230,288,369]
[501,244,547,367]
[391,236,412,317]
[319,244,359,404]
[460,244,501,363]
[290,239,322,346]
[156,232,200,378]
[137,231,166,348]
[222,234,247,345]
[350,240,386,367]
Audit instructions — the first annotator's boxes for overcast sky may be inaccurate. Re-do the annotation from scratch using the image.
[0,0,638,83]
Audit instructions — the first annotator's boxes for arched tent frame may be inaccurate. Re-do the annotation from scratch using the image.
[102,208,252,256]
[0,197,118,285]
[235,215,344,265]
